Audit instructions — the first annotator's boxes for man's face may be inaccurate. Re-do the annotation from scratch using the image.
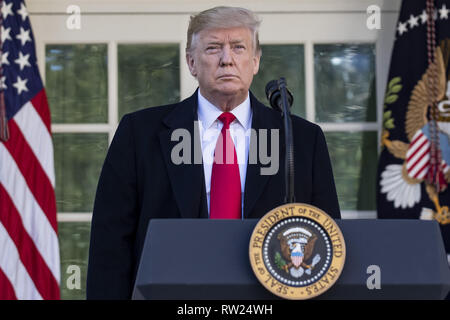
[186,27,260,101]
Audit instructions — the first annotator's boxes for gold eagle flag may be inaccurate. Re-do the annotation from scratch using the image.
[377,0,450,252]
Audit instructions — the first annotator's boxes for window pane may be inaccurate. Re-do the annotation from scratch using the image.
[118,44,180,118]
[314,44,376,123]
[54,133,108,212]
[324,131,377,210]
[59,222,90,300]
[251,45,305,117]
[46,44,108,123]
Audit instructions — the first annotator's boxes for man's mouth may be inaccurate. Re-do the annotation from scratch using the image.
[218,74,238,79]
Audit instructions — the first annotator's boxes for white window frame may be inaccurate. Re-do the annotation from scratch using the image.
[28,0,402,221]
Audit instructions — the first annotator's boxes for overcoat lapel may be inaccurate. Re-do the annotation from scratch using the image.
[243,93,283,218]
[158,91,208,219]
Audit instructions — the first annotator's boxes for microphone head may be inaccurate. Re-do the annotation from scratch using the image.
[265,79,294,112]
[265,80,282,111]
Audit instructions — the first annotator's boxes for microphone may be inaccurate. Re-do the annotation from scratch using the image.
[265,78,296,204]
[265,78,294,112]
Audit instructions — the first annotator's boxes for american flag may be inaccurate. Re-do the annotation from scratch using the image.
[0,0,60,299]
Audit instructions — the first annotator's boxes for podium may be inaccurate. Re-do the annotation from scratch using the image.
[132,219,450,300]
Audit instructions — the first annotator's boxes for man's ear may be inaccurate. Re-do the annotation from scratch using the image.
[186,52,197,77]
[252,53,261,75]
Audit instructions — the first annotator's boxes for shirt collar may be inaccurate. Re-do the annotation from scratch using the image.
[197,89,252,130]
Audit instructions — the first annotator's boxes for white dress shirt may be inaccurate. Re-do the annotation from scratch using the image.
[197,90,253,219]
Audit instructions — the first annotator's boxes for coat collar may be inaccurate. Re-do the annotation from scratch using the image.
[158,89,281,219]
[244,91,282,218]
[158,90,207,219]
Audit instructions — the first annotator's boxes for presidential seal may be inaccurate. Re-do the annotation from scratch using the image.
[249,203,345,300]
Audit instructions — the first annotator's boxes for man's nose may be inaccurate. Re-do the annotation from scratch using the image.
[220,46,233,66]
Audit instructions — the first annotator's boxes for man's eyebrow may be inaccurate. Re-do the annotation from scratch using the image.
[204,39,245,45]
[205,41,223,46]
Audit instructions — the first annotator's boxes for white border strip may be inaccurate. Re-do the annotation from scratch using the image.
[108,41,119,144]
[341,210,377,219]
[304,41,315,122]
[27,0,402,14]
[56,211,377,222]
[51,124,111,133]
[57,213,93,222]
[318,122,379,131]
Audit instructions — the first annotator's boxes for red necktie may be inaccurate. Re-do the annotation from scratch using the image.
[210,112,241,219]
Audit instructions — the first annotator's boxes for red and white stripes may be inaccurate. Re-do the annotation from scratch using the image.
[406,130,431,180]
[406,130,449,180]
[0,90,60,300]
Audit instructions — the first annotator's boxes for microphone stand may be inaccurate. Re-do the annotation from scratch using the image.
[277,78,295,204]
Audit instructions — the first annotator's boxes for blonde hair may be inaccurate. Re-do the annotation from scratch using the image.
[186,6,262,56]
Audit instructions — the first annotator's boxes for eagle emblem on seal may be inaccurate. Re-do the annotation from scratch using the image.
[275,227,321,278]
